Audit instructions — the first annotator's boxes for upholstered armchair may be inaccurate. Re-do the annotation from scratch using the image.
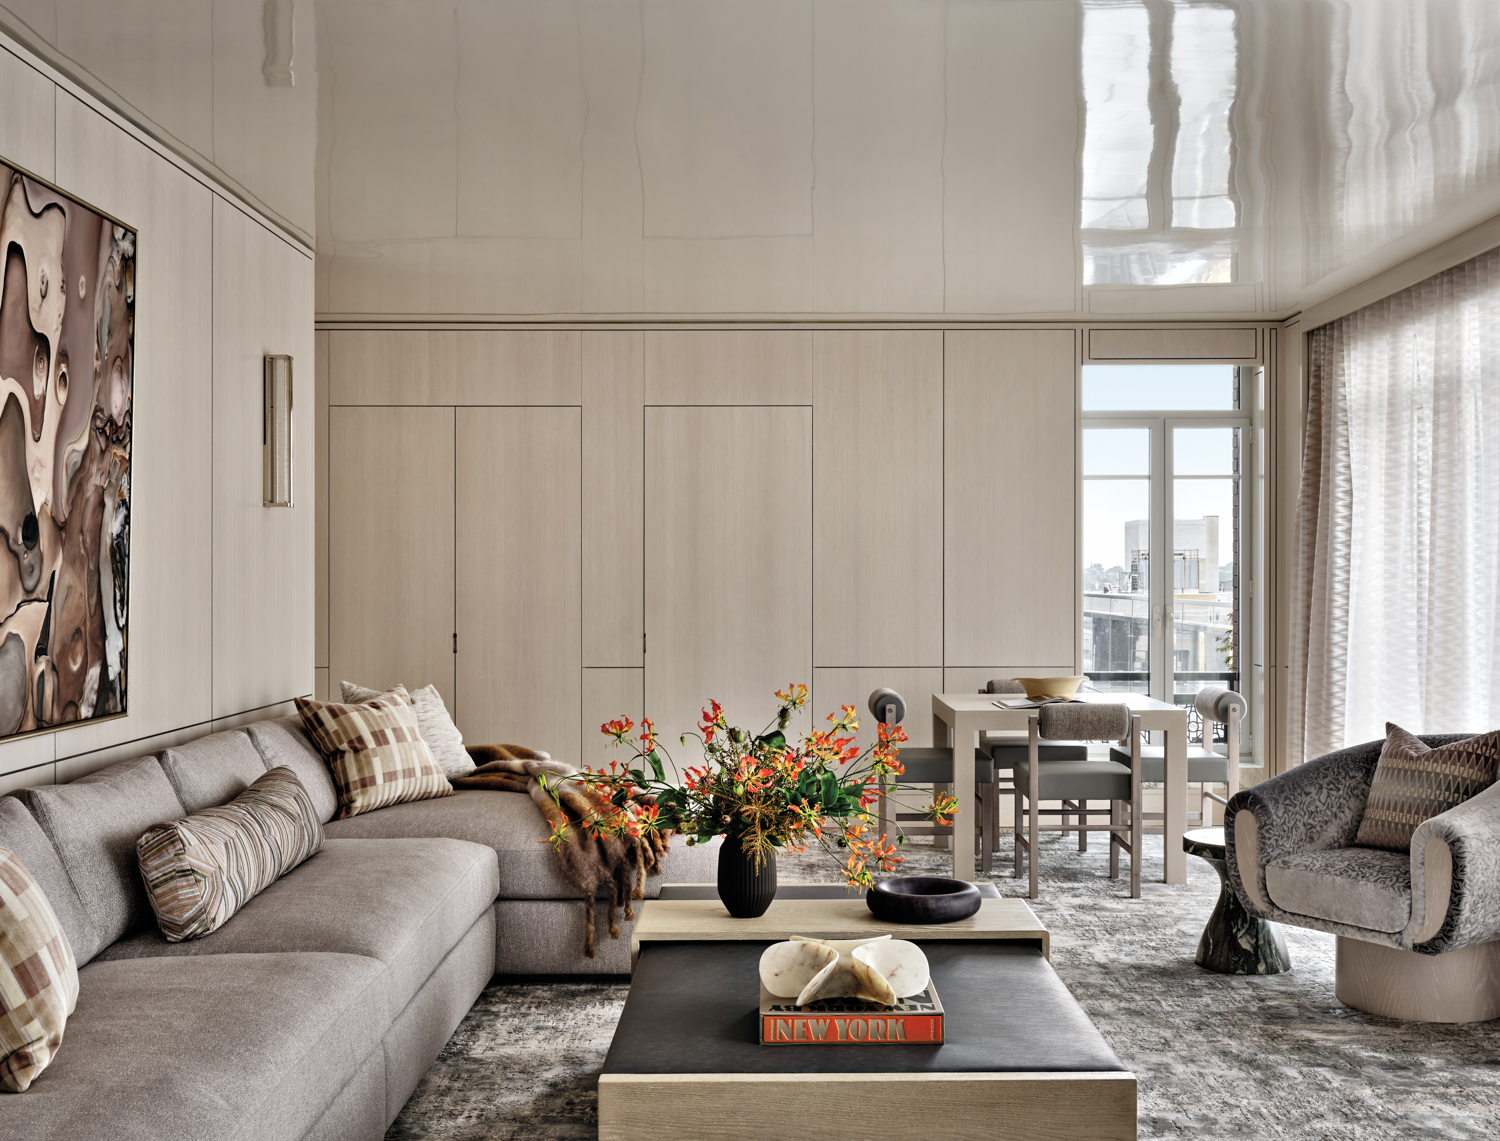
[1224,734,1500,1022]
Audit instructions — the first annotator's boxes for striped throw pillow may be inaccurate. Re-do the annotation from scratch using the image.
[0,847,79,1091]
[137,766,324,942]
[1355,724,1500,851]
[295,685,452,819]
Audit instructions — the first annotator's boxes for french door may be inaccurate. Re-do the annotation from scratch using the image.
[1082,416,1251,748]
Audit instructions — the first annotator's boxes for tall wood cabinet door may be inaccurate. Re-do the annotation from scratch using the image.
[813,331,943,667]
[456,408,582,763]
[328,407,455,706]
[645,407,813,756]
[945,330,1078,667]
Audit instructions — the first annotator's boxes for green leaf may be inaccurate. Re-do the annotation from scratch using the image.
[821,772,838,805]
[628,769,647,786]
[756,730,787,752]
[647,751,666,783]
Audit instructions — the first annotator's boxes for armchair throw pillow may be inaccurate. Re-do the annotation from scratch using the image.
[339,680,474,778]
[0,846,78,1091]
[136,766,324,942]
[295,685,453,819]
[1355,724,1500,851]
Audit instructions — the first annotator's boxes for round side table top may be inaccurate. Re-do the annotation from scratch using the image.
[1183,826,1226,861]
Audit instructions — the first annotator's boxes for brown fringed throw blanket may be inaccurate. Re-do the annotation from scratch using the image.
[451,744,671,957]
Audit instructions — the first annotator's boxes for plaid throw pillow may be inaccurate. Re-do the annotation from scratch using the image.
[1355,724,1500,851]
[137,767,324,942]
[295,685,452,820]
[0,847,79,1092]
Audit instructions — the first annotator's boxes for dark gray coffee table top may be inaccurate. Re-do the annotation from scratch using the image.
[603,939,1126,1076]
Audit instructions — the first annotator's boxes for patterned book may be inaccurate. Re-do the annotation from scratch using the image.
[758,981,944,1044]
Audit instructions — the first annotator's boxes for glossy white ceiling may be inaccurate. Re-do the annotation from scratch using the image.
[6,1,1500,321]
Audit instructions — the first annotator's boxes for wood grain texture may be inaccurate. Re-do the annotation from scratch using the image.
[315,330,329,667]
[1087,328,1259,362]
[631,896,1048,967]
[813,667,943,749]
[0,45,55,179]
[211,198,315,718]
[599,1072,1136,1141]
[813,331,942,667]
[582,332,643,666]
[943,667,1078,697]
[1335,937,1500,1023]
[582,668,643,772]
[645,407,813,769]
[51,92,216,760]
[944,330,1077,668]
[328,330,581,405]
[645,331,813,404]
[328,406,455,708]
[456,407,582,762]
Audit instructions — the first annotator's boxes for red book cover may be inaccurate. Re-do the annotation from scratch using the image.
[758,982,944,1044]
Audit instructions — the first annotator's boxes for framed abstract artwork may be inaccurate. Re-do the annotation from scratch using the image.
[0,157,133,739]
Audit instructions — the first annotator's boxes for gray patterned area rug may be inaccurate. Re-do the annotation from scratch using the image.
[387,836,1500,1140]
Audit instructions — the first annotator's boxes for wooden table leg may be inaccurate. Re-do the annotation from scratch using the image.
[950,717,978,883]
[1163,717,1187,884]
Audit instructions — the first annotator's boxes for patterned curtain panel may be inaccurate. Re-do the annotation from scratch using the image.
[1291,248,1500,763]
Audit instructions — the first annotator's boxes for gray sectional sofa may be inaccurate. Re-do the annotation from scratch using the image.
[0,714,719,1139]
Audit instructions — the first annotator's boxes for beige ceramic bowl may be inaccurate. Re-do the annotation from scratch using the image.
[1014,676,1087,700]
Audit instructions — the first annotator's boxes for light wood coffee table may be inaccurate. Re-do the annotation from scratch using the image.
[600,886,1136,1141]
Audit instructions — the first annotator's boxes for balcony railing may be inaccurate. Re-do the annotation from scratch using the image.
[1084,671,1239,743]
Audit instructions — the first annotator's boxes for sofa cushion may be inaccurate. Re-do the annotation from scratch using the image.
[19,757,185,963]
[96,837,498,1014]
[245,716,340,823]
[296,687,452,819]
[341,680,475,778]
[137,767,324,942]
[0,797,96,964]
[0,845,79,1091]
[1355,724,1500,851]
[1266,847,1412,933]
[157,729,269,814]
[0,952,388,1140]
[322,789,721,900]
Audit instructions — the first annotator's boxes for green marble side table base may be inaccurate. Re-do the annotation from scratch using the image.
[1184,827,1292,976]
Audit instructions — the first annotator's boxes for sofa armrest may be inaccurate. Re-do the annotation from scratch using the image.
[1408,781,1500,954]
[1224,739,1384,919]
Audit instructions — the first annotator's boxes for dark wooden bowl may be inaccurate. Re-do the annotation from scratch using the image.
[866,877,982,924]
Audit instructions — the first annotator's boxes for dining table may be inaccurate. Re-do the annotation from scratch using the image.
[930,690,1193,885]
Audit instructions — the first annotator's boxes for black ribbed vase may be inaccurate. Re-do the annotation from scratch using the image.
[716,840,777,918]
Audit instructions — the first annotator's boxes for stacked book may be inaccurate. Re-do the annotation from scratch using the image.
[758,982,944,1044]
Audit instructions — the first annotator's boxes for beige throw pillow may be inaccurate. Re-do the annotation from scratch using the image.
[136,767,324,942]
[0,847,79,1092]
[296,685,453,819]
[339,680,474,778]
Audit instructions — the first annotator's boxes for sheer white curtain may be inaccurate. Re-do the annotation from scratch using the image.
[1291,247,1500,762]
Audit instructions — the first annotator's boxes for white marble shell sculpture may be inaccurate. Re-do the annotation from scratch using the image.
[758,935,930,1008]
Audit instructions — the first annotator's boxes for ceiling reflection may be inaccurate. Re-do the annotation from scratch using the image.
[7,0,1500,319]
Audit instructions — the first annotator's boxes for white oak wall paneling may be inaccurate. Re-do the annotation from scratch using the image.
[645,331,813,405]
[582,331,644,666]
[51,91,216,761]
[0,735,55,786]
[315,329,329,669]
[582,667,644,773]
[645,406,813,771]
[812,667,942,751]
[1087,328,1260,362]
[328,330,581,406]
[210,197,315,717]
[328,406,456,708]
[0,45,56,178]
[944,330,1078,668]
[314,667,329,702]
[943,0,1080,315]
[0,760,55,796]
[813,330,942,667]
[455,407,582,762]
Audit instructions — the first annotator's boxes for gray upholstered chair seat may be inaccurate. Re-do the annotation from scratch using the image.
[1012,758,1133,802]
[1106,744,1249,784]
[1265,847,1412,934]
[990,742,1090,768]
[891,746,994,785]
[95,837,498,1013]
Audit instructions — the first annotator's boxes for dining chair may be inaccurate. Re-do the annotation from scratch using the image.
[1108,687,1247,831]
[867,688,997,874]
[979,679,1090,854]
[1014,703,1143,899]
